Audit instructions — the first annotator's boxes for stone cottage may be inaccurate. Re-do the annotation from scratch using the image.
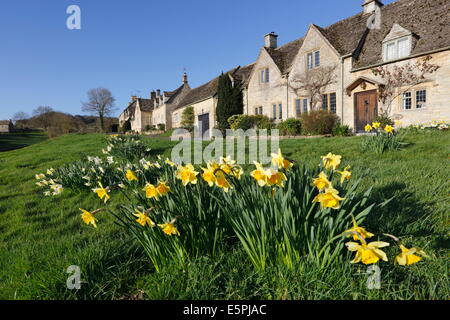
[0,120,13,133]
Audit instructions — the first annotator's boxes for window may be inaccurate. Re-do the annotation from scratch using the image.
[307,53,313,70]
[259,106,263,115]
[402,92,412,110]
[314,51,321,67]
[272,104,277,119]
[307,51,320,69]
[260,68,270,83]
[278,104,283,120]
[330,93,337,114]
[384,36,411,61]
[322,94,328,111]
[416,90,426,109]
[295,99,301,117]
[303,99,308,113]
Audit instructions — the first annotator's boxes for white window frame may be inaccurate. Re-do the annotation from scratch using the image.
[383,36,412,62]
[307,51,320,70]
[260,68,270,83]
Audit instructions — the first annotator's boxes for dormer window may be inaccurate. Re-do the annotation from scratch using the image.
[382,24,413,62]
[384,36,411,61]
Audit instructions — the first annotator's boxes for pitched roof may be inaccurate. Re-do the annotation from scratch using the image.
[265,37,305,74]
[352,0,450,69]
[0,120,11,125]
[166,83,190,104]
[232,63,255,87]
[174,77,220,110]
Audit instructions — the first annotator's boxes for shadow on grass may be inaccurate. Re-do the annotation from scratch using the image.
[365,182,447,249]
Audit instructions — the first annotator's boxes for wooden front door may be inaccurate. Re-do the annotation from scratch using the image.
[198,113,210,137]
[354,90,378,132]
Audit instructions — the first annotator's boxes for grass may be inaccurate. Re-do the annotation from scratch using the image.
[0,131,448,300]
[0,132,48,152]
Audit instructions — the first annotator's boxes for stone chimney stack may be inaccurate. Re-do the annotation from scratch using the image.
[183,72,188,84]
[131,95,137,102]
[362,0,383,14]
[150,91,156,99]
[264,32,278,49]
[157,89,161,97]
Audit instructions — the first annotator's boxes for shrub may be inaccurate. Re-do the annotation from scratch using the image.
[181,107,195,132]
[145,125,156,131]
[301,110,339,135]
[374,112,394,128]
[332,123,352,137]
[157,123,166,132]
[277,118,302,136]
[120,120,131,133]
[228,115,274,131]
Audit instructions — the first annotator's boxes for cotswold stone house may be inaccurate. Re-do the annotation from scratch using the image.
[120,0,450,133]
[0,120,13,133]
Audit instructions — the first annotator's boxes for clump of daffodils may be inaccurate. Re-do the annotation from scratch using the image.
[365,122,395,134]
[35,170,64,196]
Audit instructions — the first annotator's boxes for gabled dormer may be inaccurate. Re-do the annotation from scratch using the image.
[382,24,414,62]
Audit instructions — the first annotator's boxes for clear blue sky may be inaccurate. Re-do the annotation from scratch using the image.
[0,0,395,120]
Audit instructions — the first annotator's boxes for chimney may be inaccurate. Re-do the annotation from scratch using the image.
[362,0,383,14]
[150,91,156,99]
[183,72,188,84]
[157,89,161,97]
[131,95,137,102]
[264,32,278,49]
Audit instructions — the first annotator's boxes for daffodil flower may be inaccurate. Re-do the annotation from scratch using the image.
[250,162,270,187]
[384,125,394,134]
[336,166,352,184]
[321,153,342,170]
[158,220,180,236]
[215,171,232,192]
[346,241,390,265]
[344,218,374,241]
[372,122,381,129]
[143,183,159,199]
[365,124,373,132]
[313,187,345,209]
[271,149,293,170]
[156,181,171,196]
[201,165,217,187]
[80,208,98,228]
[313,172,332,191]
[395,245,428,266]
[133,210,155,227]
[165,159,176,167]
[176,164,199,186]
[125,170,138,181]
[266,169,287,188]
[93,183,110,203]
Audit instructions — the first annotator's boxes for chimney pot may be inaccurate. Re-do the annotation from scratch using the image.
[264,32,278,49]
[183,72,188,84]
[362,0,383,14]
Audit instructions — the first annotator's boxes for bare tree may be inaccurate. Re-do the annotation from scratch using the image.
[290,65,338,110]
[32,106,54,130]
[82,88,116,132]
[372,55,440,114]
[12,111,29,123]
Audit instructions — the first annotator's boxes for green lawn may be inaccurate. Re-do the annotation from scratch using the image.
[0,131,448,299]
[0,132,48,152]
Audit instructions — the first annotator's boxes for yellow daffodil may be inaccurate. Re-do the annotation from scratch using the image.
[143,183,159,199]
[219,156,236,166]
[365,124,373,132]
[158,221,180,236]
[344,218,374,241]
[133,210,155,227]
[313,187,345,209]
[80,208,97,228]
[202,165,217,187]
[35,174,46,180]
[395,245,427,266]
[250,162,270,187]
[271,149,294,171]
[215,171,232,192]
[165,159,176,167]
[156,181,171,196]
[266,169,287,188]
[337,166,352,184]
[93,183,110,203]
[176,164,199,186]
[384,125,394,134]
[346,241,390,265]
[372,122,381,129]
[321,153,342,170]
[230,166,244,180]
[126,170,138,181]
[313,172,332,191]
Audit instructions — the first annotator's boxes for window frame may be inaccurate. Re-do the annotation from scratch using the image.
[278,103,283,120]
[383,36,412,62]
[295,99,301,117]
[330,93,337,114]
